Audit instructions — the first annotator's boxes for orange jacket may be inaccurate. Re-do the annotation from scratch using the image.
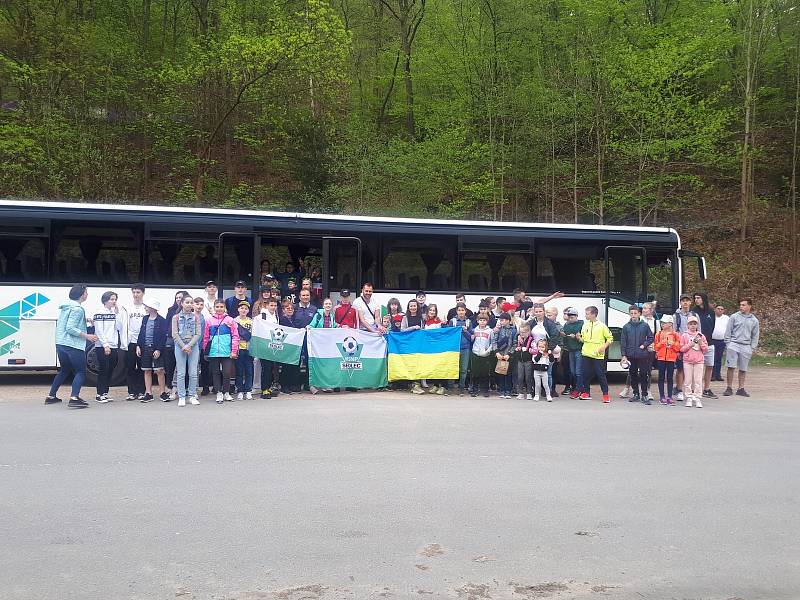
[654,330,681,362]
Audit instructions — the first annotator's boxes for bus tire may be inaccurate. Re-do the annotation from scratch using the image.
[84,347,128,389]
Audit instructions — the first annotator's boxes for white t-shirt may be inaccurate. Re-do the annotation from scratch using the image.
[259,309,279,324]
[127,302,147,341]
[712,314,730,340]
[352,296,379,330]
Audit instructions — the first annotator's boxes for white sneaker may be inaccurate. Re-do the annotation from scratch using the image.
[310,385,319,395]
[516,393,525,400]
[533,395,540,402]
[675,391,685,401]
[619,387,631,398]
[411,383,425,395]
[216,392,224,404]
[95,395,110,403]
[236,392,244,401]
[189,396,200,405]
[684,396,693,407]
[526,393,533,400]
[169,389,177,401]
[695,398,703,408]
[178,397,186,407]
[546,396,553,402]
[245,391,253,400]
[224,392,234,402]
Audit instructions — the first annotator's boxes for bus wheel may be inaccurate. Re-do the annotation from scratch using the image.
[84,348,128,389]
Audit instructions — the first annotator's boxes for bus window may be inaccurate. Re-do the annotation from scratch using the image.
[382,238,454,291]
[147,241,218,286]
[52,223,141,283]
[536,243,605,294]
[648,250,675,314]
[461,253,531,292]
[0,237,47,282]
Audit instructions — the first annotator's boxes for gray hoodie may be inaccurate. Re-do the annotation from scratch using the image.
[724,311,759,351]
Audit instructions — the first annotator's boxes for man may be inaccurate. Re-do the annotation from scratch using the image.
[620,305,655,404]
[711,303,729,381]
[447,293,474,321]
[723,299,759,397]
[293,289,317,392]
[671,294,697,402]
[125,283,147,400]
[352,283,386,334]
[334,289,359,329]
[577,306,614,403]
[225,280,253,317]
[493,297,506,319]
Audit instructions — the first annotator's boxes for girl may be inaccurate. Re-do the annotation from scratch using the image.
[423,304,446,395]
[514,323,535,400]
[386,297,404,332]
[234,301,254,400]
[164,290,189,400]
[252,286,272,316]
[172,295,201,406]
[202,299,240,404]
[93,291,123,403]
[401,299,424,395]
[680,315,708,408]
[654,314,681,405]
[531,339,554,402]
[308,298,337,393]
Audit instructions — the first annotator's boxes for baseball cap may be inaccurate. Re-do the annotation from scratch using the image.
[340,289,351,297]
[205,280,217,288]
[687,315,700,323]
[237,300,251,308]
[143,297,161,312]
[566,307,579,316]
[660,314,674,324]
[234,280,247,287]
[263,273,276,280]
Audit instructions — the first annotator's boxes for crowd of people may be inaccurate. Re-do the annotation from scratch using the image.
[44,269,760,409]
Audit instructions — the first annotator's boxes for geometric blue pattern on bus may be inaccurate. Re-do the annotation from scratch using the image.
[0,293,50,357]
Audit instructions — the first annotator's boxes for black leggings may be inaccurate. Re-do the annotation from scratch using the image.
[95,347,118,396]
[209,357,234,393]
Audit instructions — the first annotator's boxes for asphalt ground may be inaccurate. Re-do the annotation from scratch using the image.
[1,369,799,600]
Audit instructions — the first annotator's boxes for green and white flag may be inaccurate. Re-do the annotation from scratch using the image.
[307,328,388,389]
[250,318,304,365]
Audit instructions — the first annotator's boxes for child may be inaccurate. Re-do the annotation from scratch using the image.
[203,299,240,404]
[654,314,681,405]
[172,294,202,406]
[415,291,428,319]
[309,298,339,329]
[469,314,494,397]
[514,323,535,400]
[257,297,281,399]
[423,304,446,395]
[234,301,254,400]
[531,338,554,402]
[544,306,564,392]
[680,315,708,408]
[386,297,404,332]
[136,297,169,403]
[620,304,655,404]
[93,291,123,403]
[578,306,613,403]
[401,299,424,394]
[381,314,392,331]
[278,301,300,393]
[492,312,516,398]
[195,296,212,396]
[562,307,583,398]
[448,303,472,395]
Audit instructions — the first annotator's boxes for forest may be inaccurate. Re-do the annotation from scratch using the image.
[1,0,799,350]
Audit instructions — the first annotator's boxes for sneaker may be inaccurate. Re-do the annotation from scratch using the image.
[178,397,186,407]
[629,394,640,403]
[68,397,88,409]
[140,393,153,403]
[526,393,533,400]
[482,391,490,397]
[579,392,591,400]
[685,396,693,407]
[261,389,273,399]
[695,399,703,408]
[643,398,652,405]
[674,391,684,402]
[561,387,572,396]
[95,395,110,403]
[102,394,114,402]
[546,396,553,402]
[201,388,210,396]
[533,395,540,402]
[736,388,750,397]
[569,390,580,400]
[189,396,200,405]
[702,389,717,399]
[216,392,224,404]
[470,391,478,397]
[169,389,177,401]
[236,392,244,401]
[137,393,146,401]
[224,392,234,401]
[646,392,654,402]
[435,386,445,395]
[411,383,425,395]
[659,397,668,405]
[517,393,525,400]
[310,385,319,395]
[667,397,676,406]
[246,391,253,400]
[126,393,136,401]
[160,391,171,402]
[619,386,631,398]
[44,396,62,405]
[723,387,733,396]
[602,394,610,404]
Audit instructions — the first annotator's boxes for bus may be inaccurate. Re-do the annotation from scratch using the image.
[0,199,706,384]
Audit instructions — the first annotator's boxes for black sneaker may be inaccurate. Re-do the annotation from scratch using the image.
[702,389,717,399]
[126,393,136,401]
[723,387,733,396]
[44,396,62,405]
[68,397,88,409]
[137,393,146,400]
[736,388,750,397]
[140,393,153,403]
[561,387,572,396]
[630,394,640,403]
[160,392,171,402]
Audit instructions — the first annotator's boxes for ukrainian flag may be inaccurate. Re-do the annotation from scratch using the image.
[387,328,461,381]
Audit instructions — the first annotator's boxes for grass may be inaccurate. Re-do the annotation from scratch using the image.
[750,354,800,368]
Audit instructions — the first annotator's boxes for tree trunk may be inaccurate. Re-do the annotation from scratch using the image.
[400,21,415,139]
[792,32,800,292]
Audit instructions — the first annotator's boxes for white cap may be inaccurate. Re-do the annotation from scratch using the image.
[143,297,161,312]
[660,314,674,324]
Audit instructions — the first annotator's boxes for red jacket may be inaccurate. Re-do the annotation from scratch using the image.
[654,330,681,362]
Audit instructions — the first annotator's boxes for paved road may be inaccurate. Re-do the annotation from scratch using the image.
[1,369,799,600]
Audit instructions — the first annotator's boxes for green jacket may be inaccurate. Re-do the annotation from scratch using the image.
[562,320,584,352]
[308,309,338,329]
[580,319,613,359]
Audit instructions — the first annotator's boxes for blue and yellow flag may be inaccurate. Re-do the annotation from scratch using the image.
[387,328,461,381]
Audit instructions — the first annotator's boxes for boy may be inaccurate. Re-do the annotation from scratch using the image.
[258,297,281,399]
[723,298,760,397]
[203,281,218,317]
[225,280,253,317]
[670,294,697,402]
[136,297,168,402]
[416,291,428,319]
[446,293,474,321]
[562,307,583,399]
[469,314,494,397]
[492,312,517,398]
[620,305,655,404]
[577,306,613,403]
[125,284,147,400]
[234,301,254,400]
[448,303,472,394]
[334,289,359,329]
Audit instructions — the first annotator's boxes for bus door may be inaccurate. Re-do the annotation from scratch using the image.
[603,246,648,361]
[323,237,362,300]
[217,232,259,300]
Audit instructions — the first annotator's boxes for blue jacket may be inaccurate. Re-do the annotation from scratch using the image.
[448,317,473,350]
[620,319,654,360]
[225,295,253,318]
[136,314,169,352]
[493,324,518,354]
[55,300,87,351]
[293,303,316,328]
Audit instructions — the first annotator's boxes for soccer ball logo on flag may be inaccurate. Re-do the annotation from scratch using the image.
[337,336,363,372]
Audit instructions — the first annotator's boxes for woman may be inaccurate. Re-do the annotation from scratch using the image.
[45,284,98,409]
[164,290,189,400]
[401,299,425,395]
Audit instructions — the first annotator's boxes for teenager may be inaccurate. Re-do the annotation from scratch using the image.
[448,303,472,395]
[278,301,301,394]
[164,290,189,400]
[620,305,655,404]
[693,292,717,399]
[136,297,169,403]
[446,293,474,321]
[93,291,124,403]
[723,299,760,398]
[334,289,359,329]
[401,299,425,395]
[172,295,202,406]
[671,294,698,402]
[125,284,147,400]
[257,297,281,399]
[386,297,404,332]
[203,299,240,403]
[492,313,517,398]
[577,306,613,403]
[562,308,583,398]
[469,314,494,397]
[711,303,729,382]
[226,280,253,317]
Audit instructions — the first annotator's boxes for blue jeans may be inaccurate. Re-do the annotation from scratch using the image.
[455,348,470,389]
[49,345,86,398]
[235,350,254,393]
[569,350,583,391]
[711,339,726,379]
[174,344,200,398]
[580,356,608,395]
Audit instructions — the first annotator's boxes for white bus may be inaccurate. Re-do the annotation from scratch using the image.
[0,199,706,384]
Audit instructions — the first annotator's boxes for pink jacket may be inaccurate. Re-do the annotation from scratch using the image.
[679,331,708,364]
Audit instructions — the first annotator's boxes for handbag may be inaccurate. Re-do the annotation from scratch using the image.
[494,358,510,375]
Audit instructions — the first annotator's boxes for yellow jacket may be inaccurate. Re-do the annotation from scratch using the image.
[580,319,613,359]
